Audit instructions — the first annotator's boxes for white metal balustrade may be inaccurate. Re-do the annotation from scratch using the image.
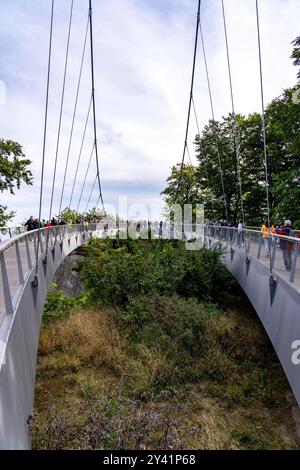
[0,221,300,449]
[203,225,300,290]
[0,223,106,326]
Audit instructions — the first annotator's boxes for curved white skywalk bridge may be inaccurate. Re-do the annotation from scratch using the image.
[0,223,300,449]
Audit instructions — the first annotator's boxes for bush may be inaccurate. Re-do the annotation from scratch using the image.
[113,293,281,396]
[117,295,232,393]
[43,285,76,323]
[43,284,90,324]
[76,238,236,307]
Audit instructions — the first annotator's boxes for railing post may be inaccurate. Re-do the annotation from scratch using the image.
[257,235,262,259]
[0,251,13,315]
[25,236,32,270]
[15,241,25,285]
[247,233,251,253]
[33,231,37,259]
[290,244,299,284]
[271,242,277,271]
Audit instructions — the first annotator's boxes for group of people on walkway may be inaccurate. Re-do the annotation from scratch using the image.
[261,219,300,271]
[24,216,94,232]
[22,215,300,272]
[23,217,168,238]
[206,218,299,273]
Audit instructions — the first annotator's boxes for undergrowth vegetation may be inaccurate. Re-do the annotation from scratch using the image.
[75,238,236,307]
[32,238,300,450]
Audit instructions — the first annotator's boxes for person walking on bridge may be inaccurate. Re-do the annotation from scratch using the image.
[24,216,35,231]
[261,220,275,257]
[237,219,244,246]
[276,220,294,271]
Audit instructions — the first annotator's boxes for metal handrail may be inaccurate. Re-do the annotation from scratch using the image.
[0,223,103,255]
[203,224,300,285]
[202,224,300,242]
[1,222,299,254]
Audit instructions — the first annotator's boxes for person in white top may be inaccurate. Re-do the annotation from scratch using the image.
[237,219,244,245]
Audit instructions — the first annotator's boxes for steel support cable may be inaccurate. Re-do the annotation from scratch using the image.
[48,0,74,224]
[175,0,201,199]
[58,14,90,215]
[84,174,97,213]
[89,0,105,215]
[33,0,54,283]
[256,0,272,274]
[93,194,102,213]
[191,96,214,212]
[186,143,192,165]
[76,143,95,211]
[68,94,93,208]
[199,18,228,220]
[221,0,245,227]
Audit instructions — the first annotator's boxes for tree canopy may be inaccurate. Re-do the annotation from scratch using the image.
[162,37,300,228]
[0,139,32,226]
[162,85,300,227]
[291,35,300,79]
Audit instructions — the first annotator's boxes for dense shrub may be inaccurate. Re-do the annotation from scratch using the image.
[76,238,236,307]
[110,293,278,395]
[121,295,218,391]
[43,283,89,324]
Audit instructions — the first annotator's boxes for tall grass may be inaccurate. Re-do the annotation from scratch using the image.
[32,239,299,449]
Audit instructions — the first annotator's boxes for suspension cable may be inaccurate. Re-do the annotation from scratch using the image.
[221,0,245,226]
[186,143,192,165]
[199,17,228,220]
[48,0,74,223]
[84,174,97,213]
[33,0,54,282]
[191,96,214,212]
[68,94,93,208]
[175,0,201,199]
[76,143,95,212]
[256,0,272,273]
[89,0,105,215]
[58,13,90,215]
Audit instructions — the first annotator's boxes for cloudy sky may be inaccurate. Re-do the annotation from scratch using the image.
[0,0,299,223]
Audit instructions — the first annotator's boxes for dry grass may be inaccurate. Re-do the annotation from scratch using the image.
[191,411,238,450]
[127,344,170,394]
[203,308,276,361]
[39,309,125,375]
[33,304,300,450]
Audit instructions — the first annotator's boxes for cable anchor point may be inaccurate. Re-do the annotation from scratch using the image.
[31,274,38,288]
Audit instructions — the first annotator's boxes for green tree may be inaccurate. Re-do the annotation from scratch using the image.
[198,114,275,224]
[237,112,269,223]
[194,116,241,222]
[161,163,199,209]
[265,86,300,224]
[161,116,264,224]
[57,207,82,224]
[163,86,300,227]
[291,36,300,79]
[0,139,32,225]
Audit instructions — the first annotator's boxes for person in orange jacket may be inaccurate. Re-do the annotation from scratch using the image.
[261,220,275,257]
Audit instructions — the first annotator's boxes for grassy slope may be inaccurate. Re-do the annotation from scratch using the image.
[33,302,300,450]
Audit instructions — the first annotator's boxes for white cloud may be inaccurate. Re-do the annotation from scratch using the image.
[0,0,299,223]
